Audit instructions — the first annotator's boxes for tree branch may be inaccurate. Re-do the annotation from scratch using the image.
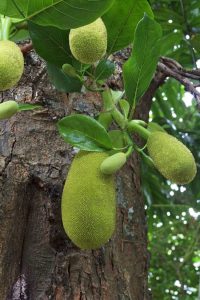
[19,42,33,55]
[158,57,200,109]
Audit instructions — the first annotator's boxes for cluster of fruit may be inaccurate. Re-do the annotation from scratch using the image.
[60,18,197,250]
[62,131,196,250]
[0,18,196,251]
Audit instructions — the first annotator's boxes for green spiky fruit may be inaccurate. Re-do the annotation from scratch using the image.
[0,100,19,120]
[69,18,107,64]
[0,41,24,91]
[147,132,197,184]
[148,122,166,133]
[100,152,127,175]
[62,151,116,249]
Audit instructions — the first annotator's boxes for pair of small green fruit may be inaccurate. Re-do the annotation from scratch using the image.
[62,132,196,250]
[0,40,24,118]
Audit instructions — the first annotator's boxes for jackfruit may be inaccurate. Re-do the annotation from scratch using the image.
[100,152,127,175]
[62,151,116,249]
[0,41,24,91]
[147,132,196,184]
[148,122,166,133]
[69,18,107,64]
[0,100,19,120]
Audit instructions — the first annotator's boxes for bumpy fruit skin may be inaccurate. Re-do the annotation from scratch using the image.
[100,152,127,175]
[62,151,116,249]
[0,41,24,91]
[69,18,107,64]
[0,100,19,120]
[148,122,166,133]
[147,132,197,184]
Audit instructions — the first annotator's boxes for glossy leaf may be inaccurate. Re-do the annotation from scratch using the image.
[10,29,30,42]
[28,22,72,68]
[58,114,112,151]
[119,99,130,119]
[102,0,153,53]
[0,1,27,19]
[0,0,114,29]
[95,59,115,81]
[123,15,162,106]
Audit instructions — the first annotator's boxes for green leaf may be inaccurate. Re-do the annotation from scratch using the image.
[119,99,130,119]
[123,15,162,106]
[191,34,200,52]
[18,103,42,111]
[0,1,27,19]
[10,29,30,42]
[28,21,72,68]
[95,59,115,81]
[160,31,183,56]
[102,0,153,54]
[47,63,82,93]
[110,90,124,104]
[0,0,114,29]
[57,114,112,151]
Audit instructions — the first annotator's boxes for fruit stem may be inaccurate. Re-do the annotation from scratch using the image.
[128,120,151,140]
[131,119,148,127]
[1,16,12,40]
[125,146,133,158]
[101,88,127,129]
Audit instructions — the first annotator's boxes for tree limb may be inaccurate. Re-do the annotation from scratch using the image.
[158,58,200,109]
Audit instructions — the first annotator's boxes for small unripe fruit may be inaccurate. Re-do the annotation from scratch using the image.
[147,132,197,184]
[0,101,19,120]
[62,151,116,249]
[62,63,77,78]
[69,18,107,64]
[0,41,24,91]
[100,152,127,175]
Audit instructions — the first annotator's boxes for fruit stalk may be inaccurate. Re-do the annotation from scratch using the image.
[1,16,12,40]
[101,88,126,129]
[128,120,151,140]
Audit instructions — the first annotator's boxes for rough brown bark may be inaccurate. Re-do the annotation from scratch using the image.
[0,51,154,300]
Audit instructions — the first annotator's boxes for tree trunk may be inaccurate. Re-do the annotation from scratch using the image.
[0,51,152,300]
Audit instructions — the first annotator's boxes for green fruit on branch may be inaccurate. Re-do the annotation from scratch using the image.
[62,63,77,78]
[0,41,24,91]
[147,132,197,184]
[0,100,19,120]
[62,151,116,249]
[100,152,127,175]
[147,122,166,133]
[69,18,107,64]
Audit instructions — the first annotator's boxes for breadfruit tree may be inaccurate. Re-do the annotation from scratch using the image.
[0,0,199,299]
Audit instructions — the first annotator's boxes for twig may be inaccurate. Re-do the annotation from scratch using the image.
[19,42,33,55]
[161,57,200,80]
[158,62,200,108]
